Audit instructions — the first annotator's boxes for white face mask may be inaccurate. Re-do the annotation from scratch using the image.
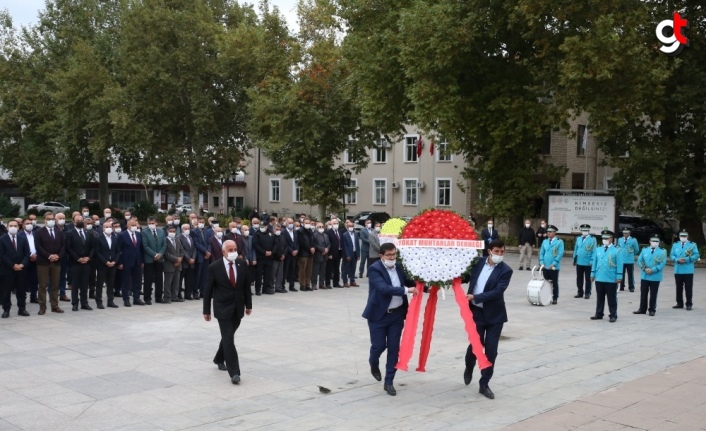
[129,226,137,233]
[198,223,205,229]
[168,232,176,239]
[124,215,131,220]
[57,219,65,226]
[24,224,33,232]
[149,224,156,230]
[8,227,18,235]
[541,224,546,228]
[317,228,324,233]
[332,224,339,229]
[46,220,55,228]
[680,236,687,243]
[602,239,611,246]
[104,213,111,218]
[236,224,241,229]
[242,230,249,237]
[230,228,238,234]
[303,224,310,230]
[374,227,381,232]
[227,252,238,262]
[487,224,493,229]
[287,224,293,230]
[216,232,223,239]
[183,230,190,236]
[85,224,93,230]
[31,220,37,225]
[104,228,113,235]
[114,227,122,233]
[252,223,260,229]
[348,227,354,232]
[525,223,530,228]
[490,253,503,264]
[581,231,588,237]
[275,231,281,236]
[382,258,396,269]
[260,227,267,233]
[366,224,371,229]
[82,212,89,217]
[650,241,659,248]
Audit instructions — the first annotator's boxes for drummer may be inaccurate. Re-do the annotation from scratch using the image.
[573,224,596,299]
[590,230,623,322]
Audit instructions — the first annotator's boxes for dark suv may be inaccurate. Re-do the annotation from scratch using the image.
[618,215,670,244]
[354,211,391,227]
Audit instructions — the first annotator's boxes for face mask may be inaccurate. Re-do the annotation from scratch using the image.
[300,218,305,223]
[124,215,131,220]
[525,224,530,228]
[602,239,611,246]
[231,228,238,234]
[82,212,89,217]
[114,227,122,233]
[85,224,93,230]
[104,213,111,218]
[252,223,260,229]
[168,232,176,239]
[242,230,250,237]
[258,227,266,233]
[236,224,241,229]
[94,220,100,226]
[366,224,371,229]
[275,230,281,236]
[317,228,324,233]
[333,224,339,229]
[227,252,238,262]
[382,258,396,269]
[216,232,223,239]
[304,224,310,230]
[487,224,493,229]
[104,228,113,235]
[24,224,33,232]
[130,226,138,233]
[8,227,17,235]
[46,220,55,228]
[198,223,205,229]
[149,224,156,230]
[541,224,546,228]
[348,227,354,232]
[183,230,190,236]
[680,237,687,243]
[581,231,588,237]
[31,220,37,225]
[212,223,219,228]
[490,253,504,264]
[57,219,65,226]
[374,227,381,232]
[650,241,659,248]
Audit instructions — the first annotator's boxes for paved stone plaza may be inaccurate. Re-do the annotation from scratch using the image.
[0,253,705,430]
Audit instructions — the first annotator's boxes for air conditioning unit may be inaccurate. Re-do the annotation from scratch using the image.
[382,141,391,148]
[418,181,426,190]
[391,181,399,189]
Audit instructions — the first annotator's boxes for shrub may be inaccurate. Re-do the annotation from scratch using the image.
[156,213,167,223]
[500,235,519,247]
[0,195,21,218]
[132,201,157,221]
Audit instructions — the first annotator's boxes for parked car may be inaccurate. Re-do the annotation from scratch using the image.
[353,211,391,227]
[26,201,70,213]
[173,205,193,215]
[618,215,670,244]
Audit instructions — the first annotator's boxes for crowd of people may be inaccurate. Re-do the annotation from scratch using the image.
[0,207,388,317]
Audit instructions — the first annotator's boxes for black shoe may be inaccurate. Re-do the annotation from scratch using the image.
[289,287,298,292]
[275,288,287,293]
[649,311,655,316]
[214,361,227,371]
[30,299,39,304]
[463,368,473,386]
[124,301,132,307]
[673,305,684,309]
[173,298,184,302]
[18,309,29,317]
[333,284,342,288]
[96,303,105,309]
[574,294,583,298]
[359,274,363,279]
[107,302,119,308]
[519,266,524,271]
[1,311,9,318]
[590,315,602,320]
[584,294,591,299]
[255,292,261,296]
[633,310,646,314]
[325,285,332,289]
[133,299,146,306]
[619,288,625,291]
[551,299,557,305]
[629,288,635,292]
[479,386,495,399]
[371,366,382,382]
[609,317,617,323]
[156,299,165,304]
[81,305,93,311]
[686,305,692,310]
[383,384,396,396]
[72,305,79,311]
[264,290,275,295]
[145,300,152,305]
[185,296,193,300]
[231,374,241,384]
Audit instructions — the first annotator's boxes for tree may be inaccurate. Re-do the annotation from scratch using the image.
[248,0,378,218]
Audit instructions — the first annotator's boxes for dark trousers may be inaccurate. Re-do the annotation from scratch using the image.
[194,259,208,296]
[71,262,91,306]
[311,259,327,287]
[358,250,369,276]
[284,254,296,288]
[576,264,591,296]
[59,255,68,296]
[121,264,142,301]
[543,268,560,300]
[639,279,660,313]
[114,268,122,297]
[465,305,503,387]
[143,261,164,301]
[96,266,117,304]
[255,258,273,293]
[214,313,243,377]
[341,257,356,284]
[26,261,38,301]
[326,255,341,286]
[182,267,195,299]
[621,264,635,290]
[595,281,618,318]
[89,259,97,292]
[367,257,379,269]
[675,273,694,307]
[2,271,27,311]
[368,307,405,385]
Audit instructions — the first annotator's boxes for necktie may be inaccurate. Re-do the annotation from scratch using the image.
[605,246,608,251]
[11,235,16,250]
[79,230,85,243]
[131,233,136,247]
[229,262,236,287]
[153,230,157,242]
[50,228,54,240]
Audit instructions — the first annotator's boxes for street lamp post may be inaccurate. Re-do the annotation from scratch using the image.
[342,169,351,222]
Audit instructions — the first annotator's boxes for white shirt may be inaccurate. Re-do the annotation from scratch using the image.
[25,231,36,254]
[288,228,294,240]
[349,231,356,251]
[104,233,112,248]
[385,264,410,310]
[472,259,497,308]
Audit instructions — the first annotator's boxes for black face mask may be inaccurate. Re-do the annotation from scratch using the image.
[76,221,84,229]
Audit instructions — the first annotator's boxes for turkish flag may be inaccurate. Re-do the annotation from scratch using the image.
[430,138,434,156]
[417,135,423,158]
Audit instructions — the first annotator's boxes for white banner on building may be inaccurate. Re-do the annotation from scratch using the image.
[547,190,616,236]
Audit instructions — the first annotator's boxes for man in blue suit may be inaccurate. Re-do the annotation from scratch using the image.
[363,242,418,396]
[118,219,145,306]
[464,239,513,400]
[0,220,31,317]
[143,216,167,304]
[340,221,360,287]
[358,221,372,278]
[192,216,212,299]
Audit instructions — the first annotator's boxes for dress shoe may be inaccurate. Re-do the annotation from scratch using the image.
[343,283,350,288]
[275,288,287,293]
[371,366,382,381]
[289,287,298,292]
[133,299,146,306]
[124,301,132,307]
[81,305,93,311]
[1,311,9,318]
[464,368,473,385]
[609,317,617,322]
[185,296,193,300]
[156,299,165,304]
[60,295,70,302]
[96,303,105,309]
[574,294,583,298]
[383,384,396,396]
[231,374,241,384]
[38,307,46,315]
[173,298,184,302]
[649,311,655,316]
[145,300,152,305]
[264,290,275,295]
[107,301,119,308]
[16,309,29,317]
[52,306,64,313]
[519,266,524,270]
[213,360,228,371]
[672,304,684,309]
[619,287,625,291]
[325,285,332,289]
[319,285,327,290]
[194,295,202,300]
[255,292,262,296]
[479,386,495,399]
[333,284,342,288]
[584,294,591,299]
[551,299,557,305]
[590,315,602,320]
[633,310,646,314]
[359,273,363,278]
[629,288,635,292]
[30,298,39,304]
[72,305,79,311]
[350,282,359,287]
[686,305,692,310]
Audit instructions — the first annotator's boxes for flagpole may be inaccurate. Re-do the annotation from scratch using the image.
[583,126,589,190]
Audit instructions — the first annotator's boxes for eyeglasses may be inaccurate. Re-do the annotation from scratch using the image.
[382,254,397,258]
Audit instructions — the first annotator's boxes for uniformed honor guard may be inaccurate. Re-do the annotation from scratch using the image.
[617,228,639,292]
[539,225,564,304]
[670,229,700,310]
[634,235,667,316]
[590,230,623,322]
[573,224,596,299]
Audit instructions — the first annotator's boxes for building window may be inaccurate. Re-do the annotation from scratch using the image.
[344,179,358,204]
[404,178,418,205]
[374,138,387,163]
[436,179,451,206]
[270,179,280,202]
[85,189,100,201]
[436,139,452,162]
[344,149,357,164]
[572,172,585,189]
[405,136,418,162]
[373,179,387,205]
[576,124,587,156]
[110,190,142,208]
[540,128,552,155]
[227,197,234,208]
[202,193,208,204]
[606,177,614,190]
[182,192,191,205]
[293,180,302,203]
[213,196,219,207]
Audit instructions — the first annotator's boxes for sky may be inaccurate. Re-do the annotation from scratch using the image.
[2,0,299,31]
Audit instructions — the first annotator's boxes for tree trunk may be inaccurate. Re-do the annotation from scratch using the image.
[678,205,705,245]
[190,184,200,216]
[318,204,327,222]
[98,159,110,209]
[506,215,523,240]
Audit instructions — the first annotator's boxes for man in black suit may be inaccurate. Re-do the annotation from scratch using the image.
[463,239,513,400]
[480,220,499,257]
[325,219,343,288]
[34,212,65,314]
[282,218,298,291]
[94,220,121,309]
[203,240,252,385]
[66,216,95,311]
[252,221,278,295]
[0,220,31,317]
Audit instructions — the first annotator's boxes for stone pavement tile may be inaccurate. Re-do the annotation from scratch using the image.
[148,413,220,431]
[212,410,294,430]
[53,400,96,419]
[580,386,654,409]
[0,389,26,405]
[180,399,269,424]
[667,411,706,429]
[604,397,692,429]
[101,371,175,392]
[35,390,96,408]
[141,385,226,410]
[59,376,135,400]
[572,419,634,430]
[0,419,20,431]
[265,412,347,431]
[25,362,96,383]
[3,409,73,431]
[625,372,688,395]
[647,421,683,431]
